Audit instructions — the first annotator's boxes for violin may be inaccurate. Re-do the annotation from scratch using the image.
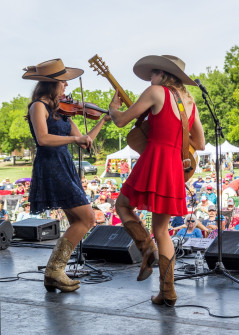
[58,94,109,120]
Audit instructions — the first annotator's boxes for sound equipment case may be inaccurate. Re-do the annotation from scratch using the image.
[82,225,142,264]
[13,218,60,241]
[0,220,13,250]
[205,231,239,270]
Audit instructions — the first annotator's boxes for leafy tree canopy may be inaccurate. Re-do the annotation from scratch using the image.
[1,45,239,156]
[188,67,236,144]
[0,95,30,153]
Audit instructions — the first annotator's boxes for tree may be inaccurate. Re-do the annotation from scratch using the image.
[188,67,236,144]
[9,109,36,159]
[2,45,239,158]
[71,88,137,159]
[0,95,29,155]
[223,45,239,143]
[224,45,239,87]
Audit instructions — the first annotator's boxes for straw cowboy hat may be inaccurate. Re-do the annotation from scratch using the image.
[133,55,196,86]
[22,201,30,208]
[22,58,84,82]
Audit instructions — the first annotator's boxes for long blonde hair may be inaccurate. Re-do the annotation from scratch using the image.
[157,70,194,103]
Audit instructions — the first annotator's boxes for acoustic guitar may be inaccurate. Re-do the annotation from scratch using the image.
[88,54,198,181]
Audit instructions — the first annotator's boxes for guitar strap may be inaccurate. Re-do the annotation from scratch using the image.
[168,86,192,173]
[135,86,192,174]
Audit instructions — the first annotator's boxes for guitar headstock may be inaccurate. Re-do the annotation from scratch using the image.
[88,54,110,78]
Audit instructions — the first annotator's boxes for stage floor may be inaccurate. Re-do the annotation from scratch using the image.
[1,241,239,335]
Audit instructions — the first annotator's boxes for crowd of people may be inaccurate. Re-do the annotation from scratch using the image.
[1,169,239,241]
[171,171,239,239]
[0,170,138,229]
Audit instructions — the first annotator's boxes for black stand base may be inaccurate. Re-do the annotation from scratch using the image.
[69,240,102,274]
[175,257,239,284]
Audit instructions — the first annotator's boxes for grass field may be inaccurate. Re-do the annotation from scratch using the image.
[0,162,33,183]
[0,161,238,187]
[0,161,123,186]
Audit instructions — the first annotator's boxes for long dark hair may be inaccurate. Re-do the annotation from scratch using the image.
[26,81,60,119]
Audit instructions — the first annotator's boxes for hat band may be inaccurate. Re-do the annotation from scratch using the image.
[46,68,67,79]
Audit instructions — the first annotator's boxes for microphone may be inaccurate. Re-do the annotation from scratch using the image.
[194,79,209,95]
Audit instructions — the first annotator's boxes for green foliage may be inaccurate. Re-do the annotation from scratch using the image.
[224,45,239,87]
[9,109,35,156]
[71,88,136,157]
[0,95,29,153]
[223,46,239,142]
[1,46,239,156]
[188,67,236,144]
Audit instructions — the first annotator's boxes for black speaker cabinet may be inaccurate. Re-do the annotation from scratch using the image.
[13,218,60,241]
[82,225,142,264]
[205,231,239,270]
[0,220,13,250]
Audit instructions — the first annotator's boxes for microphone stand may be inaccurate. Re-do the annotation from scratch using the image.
[175,90,239,284]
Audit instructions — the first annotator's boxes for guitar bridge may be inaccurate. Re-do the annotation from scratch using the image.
[183,158,192,171]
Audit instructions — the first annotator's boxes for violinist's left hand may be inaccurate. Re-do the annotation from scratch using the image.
[103,114,112,122]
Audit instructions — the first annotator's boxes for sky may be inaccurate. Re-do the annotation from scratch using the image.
[0,0,239,106]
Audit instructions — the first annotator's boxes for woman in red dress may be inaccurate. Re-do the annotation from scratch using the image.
[109,55,205,306]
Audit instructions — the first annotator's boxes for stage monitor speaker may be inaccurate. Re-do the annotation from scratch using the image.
[13,218,60,241]
[82,225,142,264]
[205,231,239,270]
[0,220,13,250]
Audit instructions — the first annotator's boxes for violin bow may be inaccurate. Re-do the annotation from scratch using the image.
[79,77,92,156]
[79,77,88,134]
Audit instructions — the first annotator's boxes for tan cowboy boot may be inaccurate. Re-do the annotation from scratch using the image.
[124,220,158,281]
[151,254,177,306]
[44,237,80,292]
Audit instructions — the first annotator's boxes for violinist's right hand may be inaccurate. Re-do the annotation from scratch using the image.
[75,135,92,150]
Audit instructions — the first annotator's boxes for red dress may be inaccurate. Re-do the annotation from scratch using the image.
[121,86,195,216]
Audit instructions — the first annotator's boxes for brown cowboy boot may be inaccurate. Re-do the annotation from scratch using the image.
[124,220,158,281]
[44,237,80,292]
[151,254,177,306]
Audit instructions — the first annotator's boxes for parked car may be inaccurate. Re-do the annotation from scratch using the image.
[3,156,11,162]
[74,161,97,175]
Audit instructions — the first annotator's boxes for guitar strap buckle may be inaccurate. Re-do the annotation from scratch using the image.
[183,158,193,172]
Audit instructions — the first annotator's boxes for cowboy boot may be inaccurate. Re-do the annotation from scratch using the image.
[151,254,177,306]
[44,237,80,292]
[124,220,158,281]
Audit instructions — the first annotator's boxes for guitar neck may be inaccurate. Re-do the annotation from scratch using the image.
[104,73,133,108]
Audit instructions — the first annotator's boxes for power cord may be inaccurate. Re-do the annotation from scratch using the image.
[175,304,239,318]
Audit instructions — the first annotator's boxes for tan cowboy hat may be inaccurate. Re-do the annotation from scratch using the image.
[133,55,197,86]
[22,58,84,82]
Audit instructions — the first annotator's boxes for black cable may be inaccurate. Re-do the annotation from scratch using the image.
[17,271,44,282]
[10,241,54,249]
[80,271,113,284]
[0,271,44,283]
[172,236,185,259]
[175,304,239,318]
[0,276,19,282]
